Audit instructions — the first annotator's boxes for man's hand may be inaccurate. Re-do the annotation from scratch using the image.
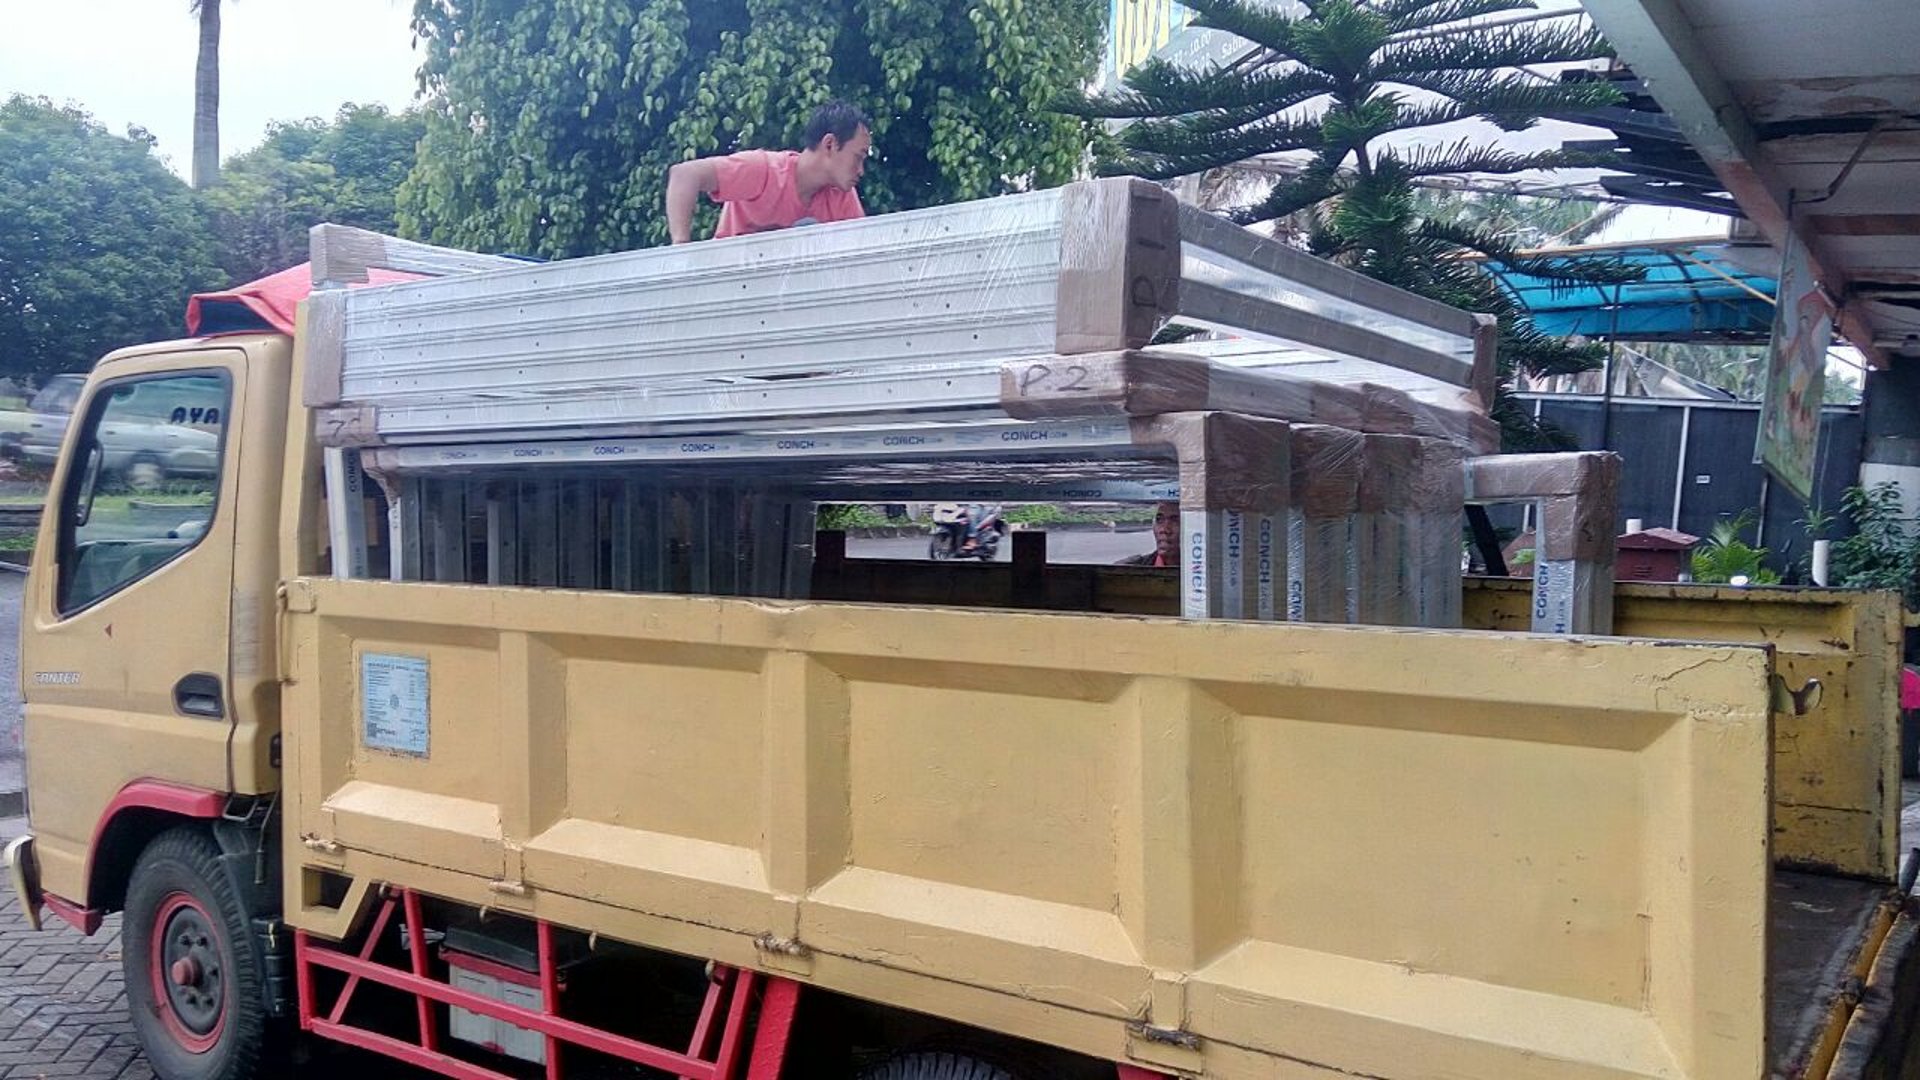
[665,159,720,244]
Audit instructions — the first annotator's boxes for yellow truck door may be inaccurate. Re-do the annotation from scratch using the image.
[21,348,246,903]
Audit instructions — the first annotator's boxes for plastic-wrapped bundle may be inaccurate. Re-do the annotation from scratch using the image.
[1408,439,1467,628]
[1285,425,1363,623]
[1353,435,1420,626]
[1132,412,1291,621]
[1465,452,1623,635]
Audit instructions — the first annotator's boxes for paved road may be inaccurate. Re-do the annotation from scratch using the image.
[0,814,420,1078]
[0,849,150,1080]
[849,527,1152,565]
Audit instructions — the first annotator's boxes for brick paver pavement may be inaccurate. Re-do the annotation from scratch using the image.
[0,818,450,1080]
[0,819,151,1080]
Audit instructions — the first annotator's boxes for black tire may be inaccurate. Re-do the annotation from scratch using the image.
[929,535,954,560]
[123,827,275,1080]
[858,1051,1021,1080]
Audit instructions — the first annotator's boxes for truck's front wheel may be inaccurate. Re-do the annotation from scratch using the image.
[123,827,273,1080]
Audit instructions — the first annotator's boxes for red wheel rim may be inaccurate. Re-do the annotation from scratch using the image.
[148,891,225,1054]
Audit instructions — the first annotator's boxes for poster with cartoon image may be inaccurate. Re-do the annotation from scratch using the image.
[1756,232,1832,504]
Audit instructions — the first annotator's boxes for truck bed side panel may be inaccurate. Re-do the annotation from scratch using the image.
[281,580,1773,1080]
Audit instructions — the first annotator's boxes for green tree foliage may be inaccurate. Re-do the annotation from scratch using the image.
[400,0,1105,258]
[1079,0,1640,449]
[0,97,222,382]
[203,104,427,282]
[1834,482,1920,605]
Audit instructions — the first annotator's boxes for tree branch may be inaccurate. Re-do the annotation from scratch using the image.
[1070,61,1333,119]
[1382,78,1622,131]
[1373,22,1613,77]
[1233,162,1343,224]
[1380,139,1614,179]
[1121,112,1326,160]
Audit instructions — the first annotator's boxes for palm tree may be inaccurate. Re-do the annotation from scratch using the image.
[191,0,220,189]
[1075,0,1643,448]
[1409,189,1624,248]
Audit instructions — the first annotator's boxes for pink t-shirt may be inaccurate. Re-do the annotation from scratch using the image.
[710,149,864,239]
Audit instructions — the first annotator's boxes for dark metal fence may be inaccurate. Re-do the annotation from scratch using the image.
[1504,394,1864,575]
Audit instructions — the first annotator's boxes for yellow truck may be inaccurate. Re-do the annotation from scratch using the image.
[7,182,1920,1080]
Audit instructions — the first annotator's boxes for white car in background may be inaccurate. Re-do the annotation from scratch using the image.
[0,374,83,461]
[21,376,220,491]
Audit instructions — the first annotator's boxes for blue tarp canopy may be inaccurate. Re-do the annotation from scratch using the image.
[1487,239,1777,342]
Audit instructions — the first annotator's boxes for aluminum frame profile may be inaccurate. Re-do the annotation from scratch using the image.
[364,417,1147,474]
[337,347,1493,453]
[403,474,818,600]
[308,179,1490,451]
[1172,205,1486,393]
[313,188,1083,405]
[310,224,529,287]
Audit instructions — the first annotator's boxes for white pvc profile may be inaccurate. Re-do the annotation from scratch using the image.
[360,362,1012,442]
[335,190,1066,404]
[350,343,1483,447]
[368,418,1142,473]
[1174,205,1477,386]
[322,448,371,580]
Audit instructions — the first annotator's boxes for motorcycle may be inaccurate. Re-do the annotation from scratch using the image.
[928,503,1006,561]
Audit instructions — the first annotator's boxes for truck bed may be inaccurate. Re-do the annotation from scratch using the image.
[1772,872,1892,1078]
[280,578,1779,1079]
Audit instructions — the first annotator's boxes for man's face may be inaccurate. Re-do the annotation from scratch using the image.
[821,125,871,191]
[1152,502,1180,558]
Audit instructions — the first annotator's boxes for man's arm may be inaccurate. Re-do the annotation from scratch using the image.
[665,158,721,244]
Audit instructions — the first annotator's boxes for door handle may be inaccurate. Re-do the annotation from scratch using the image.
[173,673,225,719]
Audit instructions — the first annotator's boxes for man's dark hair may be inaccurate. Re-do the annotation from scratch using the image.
[803,100,869,149]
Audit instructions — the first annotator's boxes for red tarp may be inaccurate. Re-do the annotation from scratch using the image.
[186,262,423,337]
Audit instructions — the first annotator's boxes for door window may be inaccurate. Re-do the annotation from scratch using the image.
[57,371,230,614]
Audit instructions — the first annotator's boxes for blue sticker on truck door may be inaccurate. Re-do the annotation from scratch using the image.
[361,653,430,755]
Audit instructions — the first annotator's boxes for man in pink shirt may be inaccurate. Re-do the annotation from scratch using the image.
[665,100,870,243]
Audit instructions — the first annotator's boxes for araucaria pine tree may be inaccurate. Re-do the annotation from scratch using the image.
[1076,0,1642,448]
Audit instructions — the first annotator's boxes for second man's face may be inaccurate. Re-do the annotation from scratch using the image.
[1153,503,1180,558]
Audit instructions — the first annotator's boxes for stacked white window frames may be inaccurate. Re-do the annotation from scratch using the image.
[304,180,1615,629]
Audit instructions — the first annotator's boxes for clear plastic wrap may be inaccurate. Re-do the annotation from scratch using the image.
[1465,451,1620,502]
[1285,425,1363,623]
[1409,439,1467,628]
[310,180,1503,626]
[310,178,1494,455]
[1347,435,1466,628]
[1353,435,1420,626]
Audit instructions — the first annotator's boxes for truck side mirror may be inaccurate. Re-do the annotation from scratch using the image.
[73,445,102,528]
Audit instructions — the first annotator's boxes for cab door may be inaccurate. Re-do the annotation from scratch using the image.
[21,349,245,903]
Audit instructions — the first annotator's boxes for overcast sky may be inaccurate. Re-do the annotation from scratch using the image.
[0,0,421,178]
[0,0,1722,243]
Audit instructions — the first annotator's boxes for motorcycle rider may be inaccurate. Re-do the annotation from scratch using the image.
[959,504,996,554]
